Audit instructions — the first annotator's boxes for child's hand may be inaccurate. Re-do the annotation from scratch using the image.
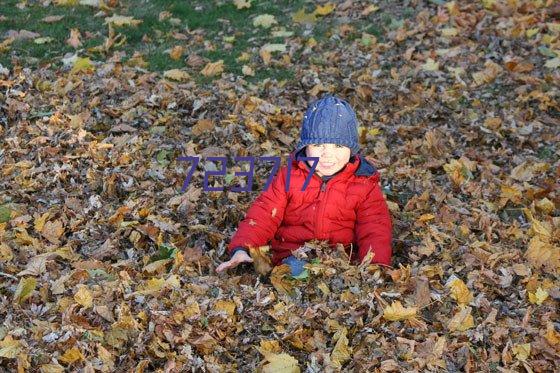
[216,250,254,273]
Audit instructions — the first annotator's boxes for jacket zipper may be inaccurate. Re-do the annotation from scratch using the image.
[315,177,330,239]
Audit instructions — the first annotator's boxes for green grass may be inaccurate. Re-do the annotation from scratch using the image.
[0,0,310,85]
[0,0,390,86]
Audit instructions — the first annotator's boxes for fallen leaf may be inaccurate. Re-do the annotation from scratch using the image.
[0,335,23,359]
[59,347,84,364]
[249,246,273,275]
[74,285,93,308]
[253,14,277,28]
[200,60,224,77]
[512,343,531,362]
[314,3,335,16]
[472,60,503,86]
[104,15,142,27]
[13,277,36,304]
[528,287,549,305]
[66,28,82,48]
[169,45,184,60]
[70,57,95,74]
[163,69,191,82]
[292,8,317,24]
[331,327,351,368]
[422,58,439,71]
[42,15,65,23]
[447,278,473,306]
[448,306,475,332]
[270,264,295,296]
[383,301,418,321]
[242,65,255,76]
[191,118,214,136]
[258,347,300,373]
[233,0,251,9]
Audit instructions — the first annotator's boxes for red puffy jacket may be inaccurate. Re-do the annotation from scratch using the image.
[228,150,393,267]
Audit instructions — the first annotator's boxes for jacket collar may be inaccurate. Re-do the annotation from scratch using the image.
[289,149,377,178]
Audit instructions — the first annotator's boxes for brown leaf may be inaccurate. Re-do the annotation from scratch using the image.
[191,118,214,136]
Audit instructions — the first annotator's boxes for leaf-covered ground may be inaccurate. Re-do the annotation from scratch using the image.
[1,0,559,372]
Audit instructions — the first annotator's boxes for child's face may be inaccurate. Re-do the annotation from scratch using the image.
[305,143,351,177]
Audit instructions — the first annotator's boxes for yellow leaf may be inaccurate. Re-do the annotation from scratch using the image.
[104,15,142,27]
[59,347,84,364]
[214,300,236,316]
[447,278,473,306]
[253,14,277,28]
[417,213,435,222]
[511,162,535,182]
[182,299,201,319]
[448,306,475,332]
[0,335,23,359]
[242,65,255,76]
[544,57,560,69]
[163,69,191,82]
[383,301,418,321]
[317,281,330,296]
[13,277,36,304]
[525,235,559,274]
[258,348,300,373]
[169,45,184,60]
[259,340,282,353]
[34,212,50,233]
[237,52,250,62]
[201,60,224,77]
[70,57,95,74]
[0,37,14,53]
[74,285,93,308]
[54,0,79,5]
[138,277,165,294]
[259,49,272,65]
[500,184,522,204]
[547,23,560,33]
[39,363,65,373]
[270,265,295,296]
[142,258,172,274]
[292,8,317,24]
[512,343,531,362]
[471,60,503,86]
[440,28,458,37]
[535,198,555,214]
[314,3,335,16]
[164,274,180,289]
[233,0,251,9]
[422,58,439,71]
[528,287,548,305]
[331,327,351,368]
[526,28,540,38]
[249,246,272,275]
[261,43,287,53]
[362,4,379,15]
[481,0,496,9]
[0,243,13,262]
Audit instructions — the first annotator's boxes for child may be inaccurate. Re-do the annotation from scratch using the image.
[216,95,393,276]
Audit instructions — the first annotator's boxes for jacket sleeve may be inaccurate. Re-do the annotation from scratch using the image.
[355,174,393,267]
[227,165,289,256]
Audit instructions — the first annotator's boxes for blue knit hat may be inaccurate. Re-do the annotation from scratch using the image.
[295,95,360,155]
